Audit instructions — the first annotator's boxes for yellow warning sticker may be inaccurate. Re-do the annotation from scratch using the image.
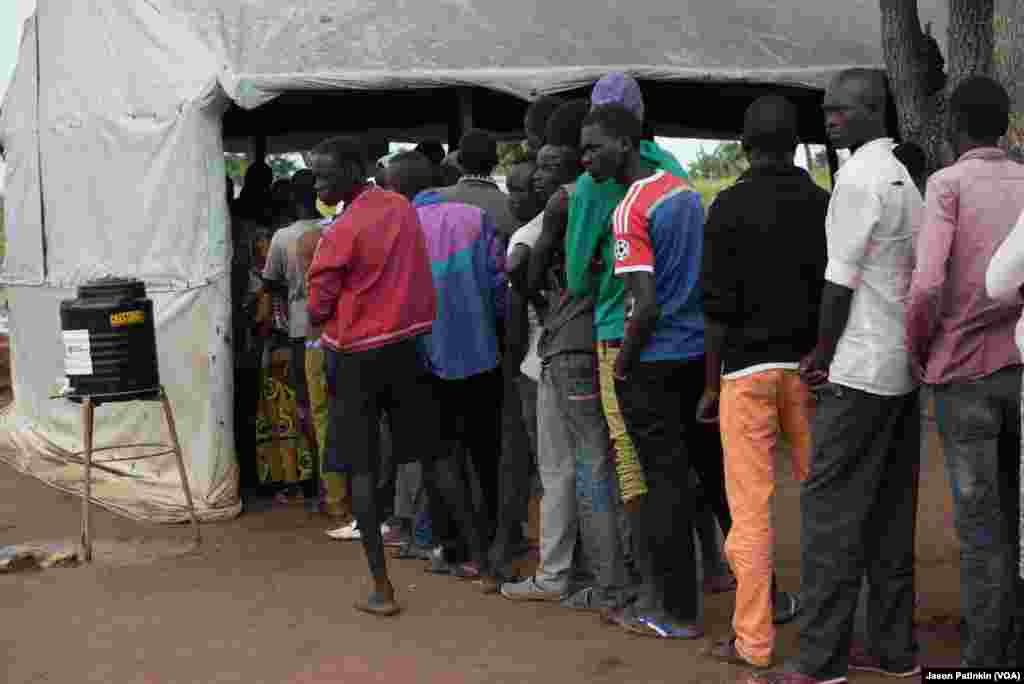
[110,310,145,327]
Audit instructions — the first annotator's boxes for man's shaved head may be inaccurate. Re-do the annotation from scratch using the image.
[387,151,437,200]
[823,68,890,152]
[833,68,889,113]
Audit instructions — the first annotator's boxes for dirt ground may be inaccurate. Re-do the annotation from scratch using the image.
[1,401,965,684]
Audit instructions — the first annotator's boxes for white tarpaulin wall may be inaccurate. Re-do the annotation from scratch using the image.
[0,0,240,522]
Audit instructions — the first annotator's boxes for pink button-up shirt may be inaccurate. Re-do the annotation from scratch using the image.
[907,147,1024,385]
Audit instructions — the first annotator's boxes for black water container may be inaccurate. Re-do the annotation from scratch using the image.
[59,277,160,403]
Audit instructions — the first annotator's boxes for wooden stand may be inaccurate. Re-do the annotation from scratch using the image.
[73,386,201,562]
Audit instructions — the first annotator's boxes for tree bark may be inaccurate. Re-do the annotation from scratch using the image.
[995,0,1024,161]
[880,0,995,174]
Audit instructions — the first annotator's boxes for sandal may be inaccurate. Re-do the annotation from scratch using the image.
[562,586,603,612]
[274,485,306,505]
[773,591,803,625]
[422,547,452,575]
[392,542,432,561]
[354,591,401,617]
[622,614,704,640]
[452,561,483,580]
[704,637,771,668]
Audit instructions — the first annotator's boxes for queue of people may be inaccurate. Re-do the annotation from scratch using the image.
[230,68,1024,680]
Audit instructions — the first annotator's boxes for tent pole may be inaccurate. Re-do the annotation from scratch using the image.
[826,143,840,187]
[34,13,49,281]
[448,88,474,148]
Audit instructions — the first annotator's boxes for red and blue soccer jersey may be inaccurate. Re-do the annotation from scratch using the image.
[613,171,706,362]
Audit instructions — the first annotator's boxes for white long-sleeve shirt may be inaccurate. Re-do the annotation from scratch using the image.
[986,209,1024,354]
[984,207,1024,582]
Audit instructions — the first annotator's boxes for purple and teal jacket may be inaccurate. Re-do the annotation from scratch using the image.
[413,190,507,379]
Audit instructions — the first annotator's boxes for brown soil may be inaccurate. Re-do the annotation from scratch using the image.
[1,409,963,684]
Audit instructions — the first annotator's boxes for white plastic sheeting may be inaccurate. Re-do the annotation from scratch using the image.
[0,0,239,522]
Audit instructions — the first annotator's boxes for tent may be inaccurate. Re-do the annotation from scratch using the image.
[0,0,945,523]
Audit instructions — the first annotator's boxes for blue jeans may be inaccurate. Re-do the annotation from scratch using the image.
[933,365,1024,667]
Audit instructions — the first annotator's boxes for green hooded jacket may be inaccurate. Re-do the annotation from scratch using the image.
[565,140,688,341]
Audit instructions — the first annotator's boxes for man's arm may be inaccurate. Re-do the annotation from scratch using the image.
[697,196,739,422]
[482,214,509,323]
[504,286,530,373]
[987,209,1024,303]
[610,186,659,380]
[259,231,289,296]
[615,272,659,380]
[800,282,855,387]
[527,189,570,296]
[306,224,351,327]
[906,176,956,377]
[801,177,880,387]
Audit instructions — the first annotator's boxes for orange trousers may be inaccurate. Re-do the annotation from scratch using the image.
[719,368,812,665]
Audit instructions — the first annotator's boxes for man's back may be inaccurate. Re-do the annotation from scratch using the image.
[910,148,1024,384]
[702,164,830,373]
[435,179,519,238]
[263,218,322,339]
[306,187,436,354]
[413,191,507,379]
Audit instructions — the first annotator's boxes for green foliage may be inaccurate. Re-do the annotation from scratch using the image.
[224,154,246,182]
[692,168,832,209]
[224,153,303,183]
[268,155,302,180]
[687,141,749,180]
[495,141,529,176]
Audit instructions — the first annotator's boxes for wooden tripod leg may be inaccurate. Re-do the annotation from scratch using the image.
[160,387,201,546]
[80,398,95,563]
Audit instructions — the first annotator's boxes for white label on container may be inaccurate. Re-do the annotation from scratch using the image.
[62,329,93,376]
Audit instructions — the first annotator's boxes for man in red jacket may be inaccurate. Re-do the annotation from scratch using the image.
[306,136,441,617]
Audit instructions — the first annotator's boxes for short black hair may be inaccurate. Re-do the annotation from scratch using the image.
[388,150,437,199]
[290,168,316,204]
[582,104,642,148]
[545,99,591,150]
[742,95,799,155]
[893,142,927,181]
[458,129,499,175]
[312,136,367,175]
[525,95,566,141]
[834,68,890,114]
[414,139,446,167]
[950,76,1010,141]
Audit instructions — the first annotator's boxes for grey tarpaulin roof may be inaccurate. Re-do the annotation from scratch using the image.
[166,0,947,147]
[167,0,947,105]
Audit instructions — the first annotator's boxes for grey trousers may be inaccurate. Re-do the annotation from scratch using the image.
[933,365,1024,667]
[794,384,920,680]
[535,352,627,604]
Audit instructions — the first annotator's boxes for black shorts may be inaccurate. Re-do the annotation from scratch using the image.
[323,338,440,476]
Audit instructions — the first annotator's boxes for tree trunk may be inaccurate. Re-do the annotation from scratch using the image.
[880,0,995,175]
[995,0,1024,161]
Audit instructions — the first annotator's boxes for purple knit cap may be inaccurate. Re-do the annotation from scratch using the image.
[590,72,645,122]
